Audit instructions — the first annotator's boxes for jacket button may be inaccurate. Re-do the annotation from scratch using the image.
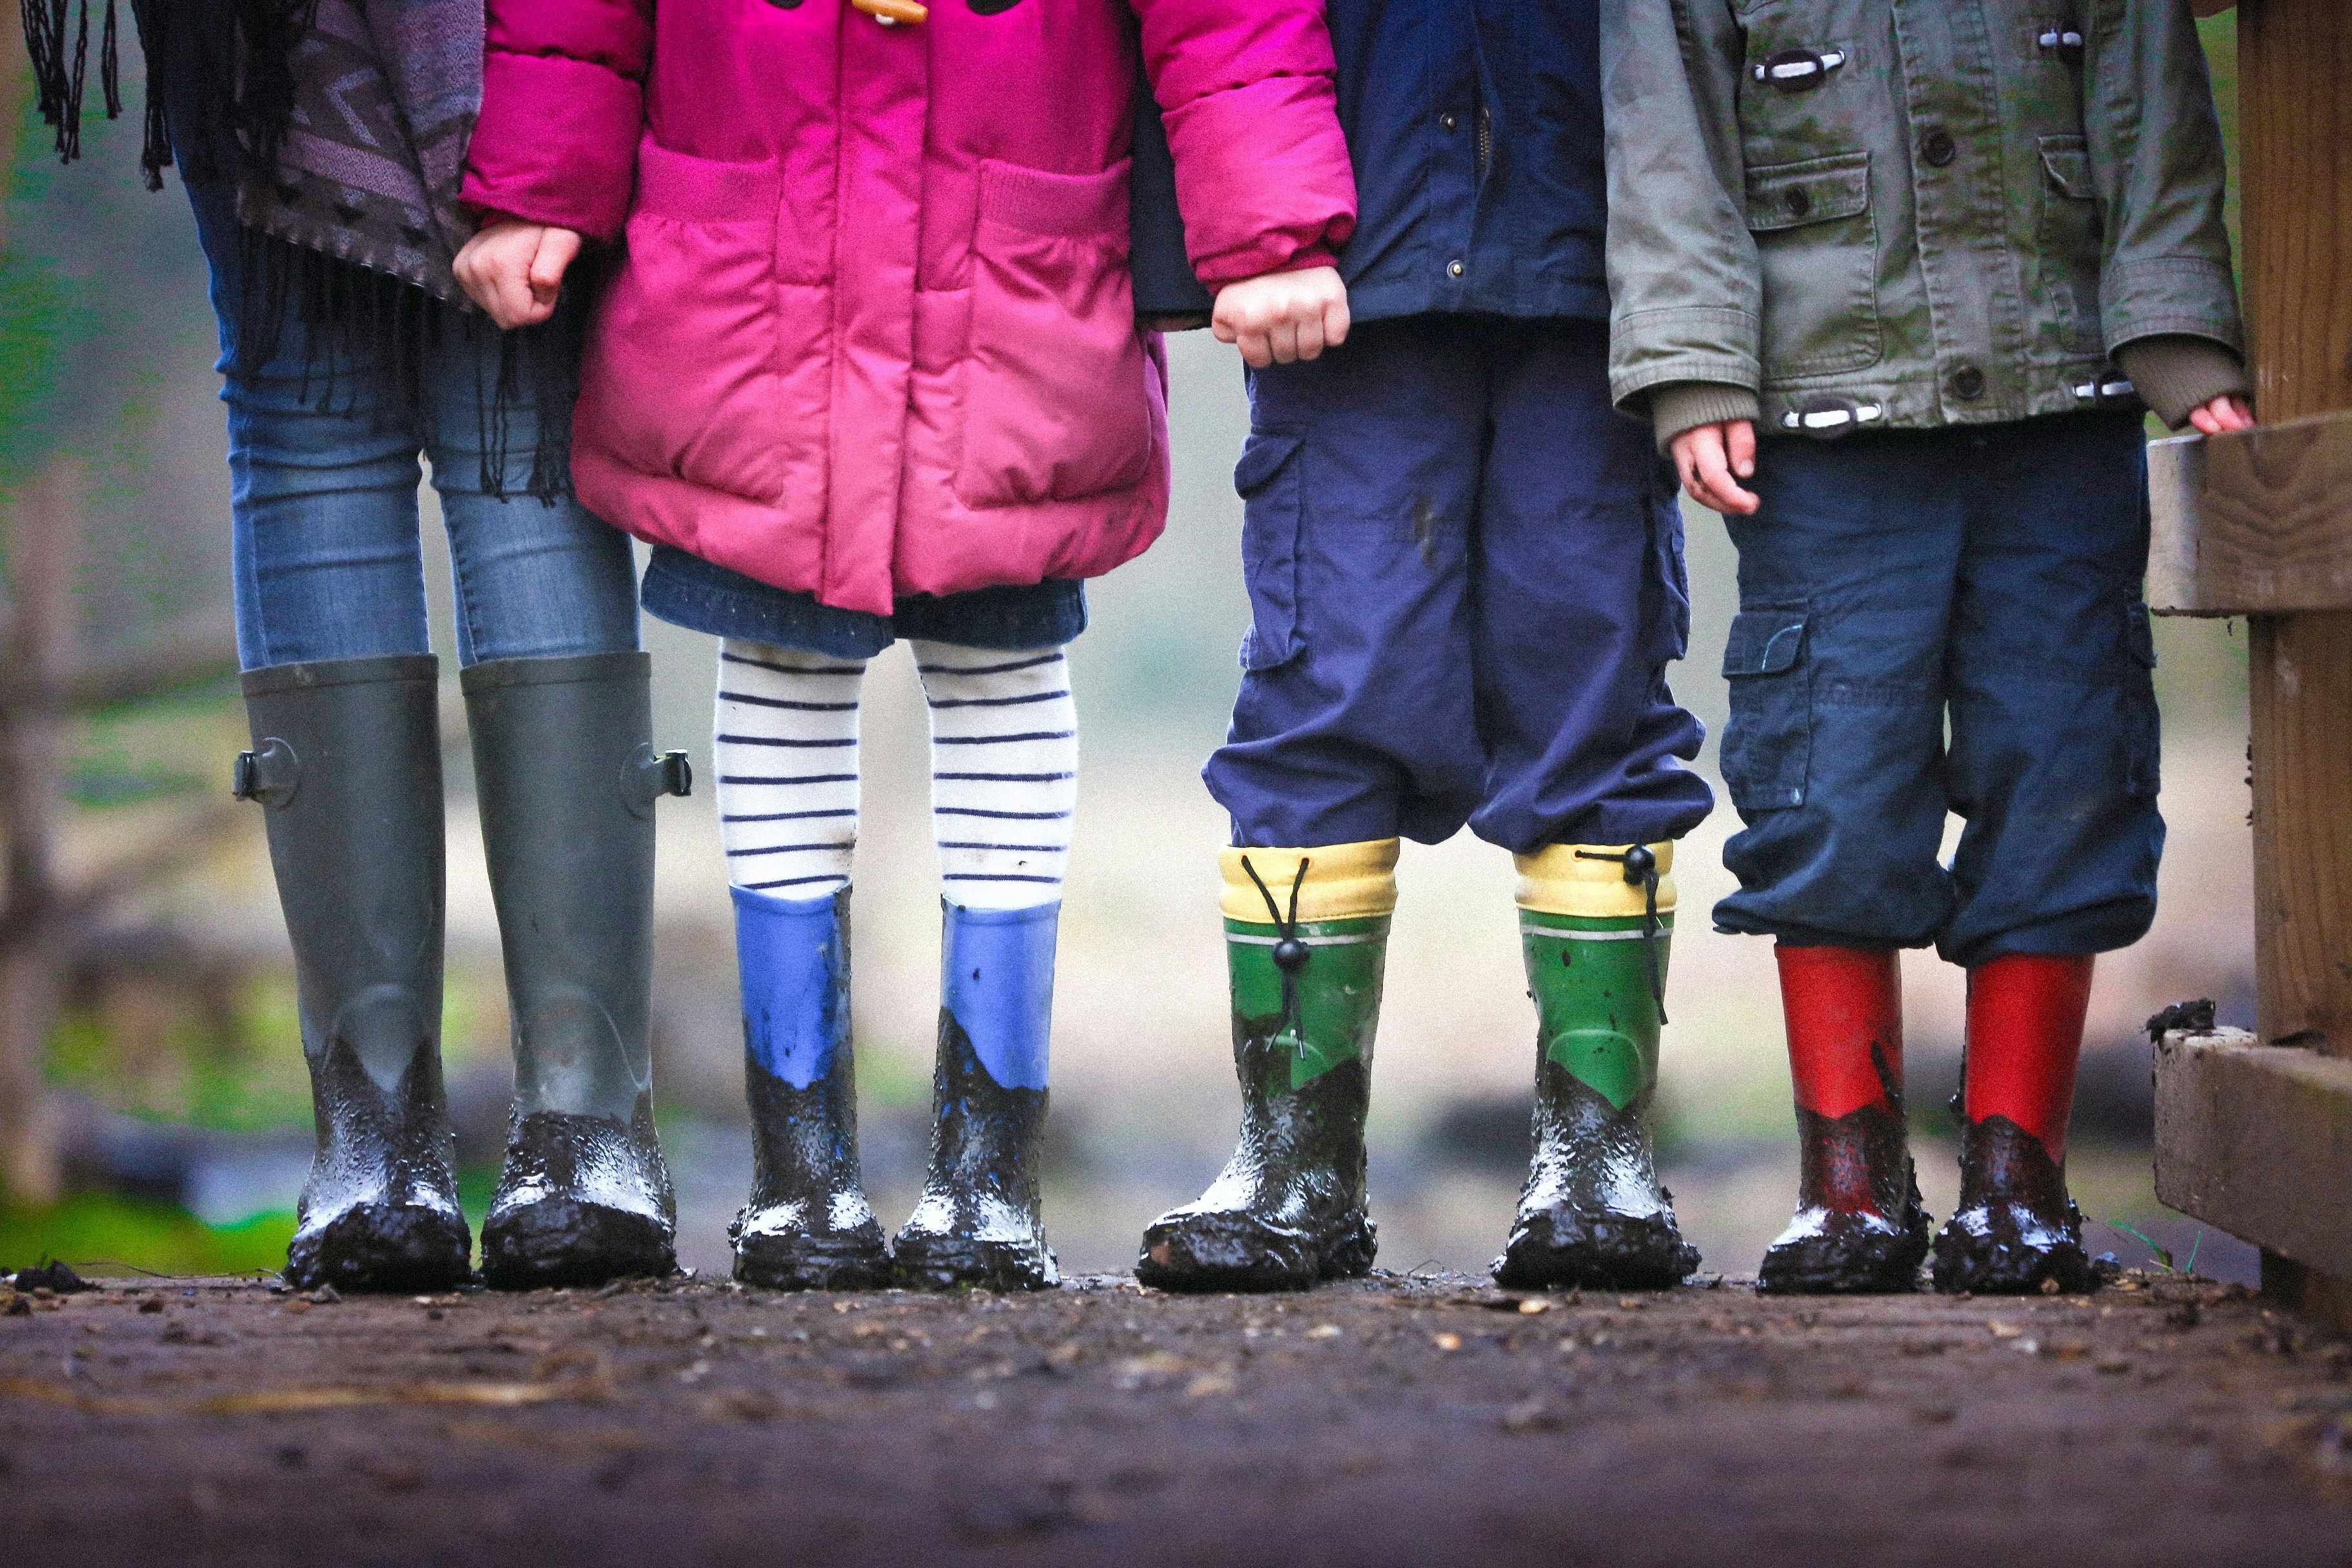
[1950,364,1987,401]
[1919,128,1957,168]
[1447,259,1465,277]
[1785,186,1812,219]
[1440,112,1457,131]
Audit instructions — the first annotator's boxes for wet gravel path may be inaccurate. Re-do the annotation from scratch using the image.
[2,1271,2348,1566]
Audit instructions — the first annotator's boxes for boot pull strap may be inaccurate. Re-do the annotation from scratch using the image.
[621,745,694,816]
[1574,845,1669,1024]
[1239,854,1313,1060]
[231,738,300,807]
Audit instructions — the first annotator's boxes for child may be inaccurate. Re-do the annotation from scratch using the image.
[456,0,1356,1290]
[1605,0,2251,1293]
[1135,0,1719,1294]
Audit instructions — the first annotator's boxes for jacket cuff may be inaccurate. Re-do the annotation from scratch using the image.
[1649,383,1763,455]
[2113,336,2251,431]
[461,52,643,243]
[1163,74,1357,289]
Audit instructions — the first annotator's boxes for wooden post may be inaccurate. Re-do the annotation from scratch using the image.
[0,462,80,1207]
[2242,0,2352,1063]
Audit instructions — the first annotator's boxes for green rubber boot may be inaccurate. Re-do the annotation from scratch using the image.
[1492,843,1699,1291]
[1137,841,1395,1291]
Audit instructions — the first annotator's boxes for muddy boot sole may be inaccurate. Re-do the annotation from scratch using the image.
[891,1231,1058,1292]
[1758,1205,1932,1295]
[1136,1208,1376,1293]
[482,1199,676,1291]
[285,1203,473,1294]
[1931,1220,2097,1295]
[733,1222,894,1292]
[1491,1205,1698,1292]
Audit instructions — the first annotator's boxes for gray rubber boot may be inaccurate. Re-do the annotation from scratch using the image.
[463,652,691,1289]
[237,655,472,1293]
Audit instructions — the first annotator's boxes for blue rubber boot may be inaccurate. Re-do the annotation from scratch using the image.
[893,900,1061,1290]
[729,885,890,1290]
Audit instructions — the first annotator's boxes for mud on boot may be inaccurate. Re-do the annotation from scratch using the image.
[893,902,1060,1292]
[1492,844,1696,1292]
[1932,1115,2095,1295]
[729,887,891,1291]
[1138,842,1393,1293]
[482,1106,677,1288]
[237,654,474,1294]
[1758,1104,1932,1295]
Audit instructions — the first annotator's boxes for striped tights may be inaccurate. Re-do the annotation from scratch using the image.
[713,639,1077,910]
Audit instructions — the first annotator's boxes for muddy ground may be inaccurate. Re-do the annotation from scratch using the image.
[3,1270,2349,1567]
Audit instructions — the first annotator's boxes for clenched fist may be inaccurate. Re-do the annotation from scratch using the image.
[453,218,583,330]
[1211,266,1351,369]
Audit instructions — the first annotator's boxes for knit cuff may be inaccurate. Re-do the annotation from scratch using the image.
[2113,336,2251,431]
[1650,382,1763,455]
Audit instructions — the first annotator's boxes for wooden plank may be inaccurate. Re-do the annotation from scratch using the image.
[2149,411,2352,614]
[2242,0,2352,1063]
[2155,1029,2352,1281]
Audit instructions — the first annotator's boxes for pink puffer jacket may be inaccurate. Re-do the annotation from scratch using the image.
[463,0,1356,616]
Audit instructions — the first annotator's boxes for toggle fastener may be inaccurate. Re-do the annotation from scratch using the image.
[1751,48,1848,92]
[852,0,926,22]
[2073,375,2137,407]
[1780,397,1886,440]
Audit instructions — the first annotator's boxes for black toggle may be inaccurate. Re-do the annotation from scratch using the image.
[1574,845,1670,1024]
[1240,854,1314,1059]
[231,738,300,807]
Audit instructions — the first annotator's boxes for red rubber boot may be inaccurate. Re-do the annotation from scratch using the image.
[1757,946,1931,1293]
[1933,954,2099,1294]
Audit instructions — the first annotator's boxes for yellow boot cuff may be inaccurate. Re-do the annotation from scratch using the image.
[1514,842,1678,919]
[1220,839,1401,925]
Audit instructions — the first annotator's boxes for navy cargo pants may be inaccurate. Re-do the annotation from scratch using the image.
[1204,315,1714,855]
[1716,411,2164,967]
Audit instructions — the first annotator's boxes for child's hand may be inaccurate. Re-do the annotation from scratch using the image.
[454,218,583,330]
[2187,393,2254,436]
[1212,266,1350,368]
[1670,419,1761,516]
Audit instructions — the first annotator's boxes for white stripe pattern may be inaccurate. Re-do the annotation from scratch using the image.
[914,640,1077,912]
[714,640,865,898]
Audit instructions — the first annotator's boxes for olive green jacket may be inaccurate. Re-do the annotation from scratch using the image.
[1603,0,2244,439]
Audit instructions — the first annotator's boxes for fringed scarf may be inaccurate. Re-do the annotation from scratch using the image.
[21,0,578,501]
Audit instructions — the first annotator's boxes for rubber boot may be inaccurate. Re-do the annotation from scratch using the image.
[894,900,1062,1290]
[464,653,691,1289]
[1757,946,1932,1293]
[730,885,890,1289]
[1137,841,1395,1292]
[237,655,471,1293]
[1493,843,1699,1290]
[1934,954,2099,1294]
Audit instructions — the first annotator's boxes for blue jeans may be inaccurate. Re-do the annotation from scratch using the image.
[1715,412,2163,967]
[1204,315,1713,854]
[185,182,639,671]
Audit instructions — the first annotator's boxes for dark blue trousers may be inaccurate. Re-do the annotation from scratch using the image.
[1204,317,1712,855]
[1716,412,2164,967]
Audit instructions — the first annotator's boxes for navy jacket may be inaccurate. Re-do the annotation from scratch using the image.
[1132,0,1610,324]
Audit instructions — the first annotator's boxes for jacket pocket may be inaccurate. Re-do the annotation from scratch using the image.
[957,160,1152,509]
[583,141,792,504]
[1235,429,1306,672]
[2035,135,2106,354]
[1745,152,1882,378]
[1721,608,1812,812]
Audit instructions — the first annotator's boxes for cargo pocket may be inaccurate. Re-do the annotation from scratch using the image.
[2035,136,2106,354]
[957,159,1153,509]
[1745,152,1881,377]
[1721,609,1812,812]
[581,141,793,504]
[1235,429,1305,672]
[2124,600,2161,799]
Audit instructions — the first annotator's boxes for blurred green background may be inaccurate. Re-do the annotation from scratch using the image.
[0,18,2255,1284]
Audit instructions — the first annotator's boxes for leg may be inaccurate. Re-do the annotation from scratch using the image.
[192,182,466,1290]
[713,642,889,1291]
[893,642,1077,1290]
[1723,429,1970,1293]
[1934,411,2159,1294]
[1469,320,1713,1289]
[1150,320,1485,1291]
[402,312,686,1288]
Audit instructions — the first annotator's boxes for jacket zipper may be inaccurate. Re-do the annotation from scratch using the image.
[1475,103,1493,180]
